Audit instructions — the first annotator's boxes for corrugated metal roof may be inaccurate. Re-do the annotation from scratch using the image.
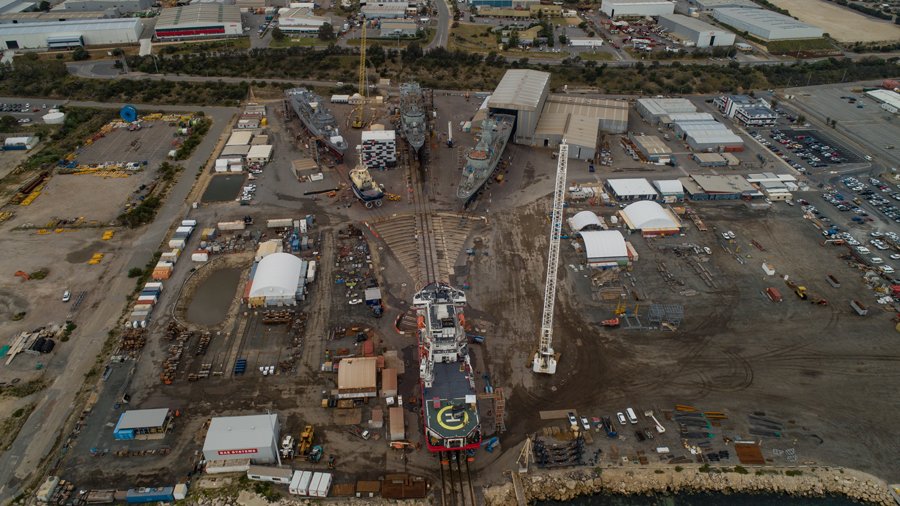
[156,4,240,28]
[338,357,377,391]
[565,115,599,149]
[116,408,169,430]
[690,174,755,193]
[653,179,683,194]
[637,97,696,117]
[632,135,671,155]
[660,13,728,33]
[544,94,629,122]
[203,414,278,452]
[488,69,550,112]
[0,17,139,35]
[607,178,658,197]
[712,7,819,31]
[866,89,900,110]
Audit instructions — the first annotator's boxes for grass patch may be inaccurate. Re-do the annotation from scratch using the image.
[0,379,47,398]
[28,268,49,280]
[766,38,836,54]
[654,469,665,474]
[734,465,749,474]
[448,22,496,53]
[347,29,435,48]
[11,311,26,321]
[674,465,684,472]
[785,469,804,476]
[577,51,615,61]
[270,37,323,48]
[156,38,250,56]
[0,403,36,450]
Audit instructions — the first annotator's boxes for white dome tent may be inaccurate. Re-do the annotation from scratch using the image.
[248,253,307,306]
[619,201,682,236]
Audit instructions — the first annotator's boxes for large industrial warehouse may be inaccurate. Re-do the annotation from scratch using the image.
[635,97,697,124]
[155,4,243,40]
[0,18,141,49]
[712,7,823,40]
[278,7,329,34]
[600,0,674,18]
[488,69,551,145]
[202,414,280,464]
[657,14,735,47]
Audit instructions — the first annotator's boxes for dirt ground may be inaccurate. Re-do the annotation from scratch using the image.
[768,0,900,42]
[36,87,900,504]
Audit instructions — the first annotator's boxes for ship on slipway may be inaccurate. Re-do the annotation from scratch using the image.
[413,282,481,453]
[349,164,385,208]
[456,114,515,204]
[285,88,348,158]
[399,82,427,158]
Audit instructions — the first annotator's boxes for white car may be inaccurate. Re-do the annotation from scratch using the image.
[581,416,591,431]
[617,412,627,425]
[882,265,895,274]
[871,257,884,265]
[348,298,363,305]
[890,254,900,260]
[856,246,870,254]
[62,290,71,302]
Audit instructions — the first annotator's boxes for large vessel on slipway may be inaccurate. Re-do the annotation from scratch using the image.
[457,114,515,204]
[399,82,427,158]
[413,283,481,453]
[284,88,348,158]
[349,164,384,208]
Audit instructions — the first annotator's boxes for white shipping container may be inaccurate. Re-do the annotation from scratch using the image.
[314,473,332,497]
[168,238,186,249]
[267,218,294,228]
[176,226,194,235]
[191,251,209,262]
[133,304,154,313]
[217,221,246,231]
[181,220,198,227]
[307,260,316,282]
[144,282,163,291]
[173,484,188,501]
[289,471,303,495]
[309,473,323,498]
[296,471,313,496]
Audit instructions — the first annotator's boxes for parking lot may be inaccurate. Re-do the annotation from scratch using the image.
[749,127,861,175]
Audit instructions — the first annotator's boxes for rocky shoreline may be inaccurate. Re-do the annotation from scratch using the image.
[483,465,895,506]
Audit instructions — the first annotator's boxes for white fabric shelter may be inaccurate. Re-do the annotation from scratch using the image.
[249,253,304,306]
[621,201,680,233]
[579,230,628,261]
[568,210,603,232]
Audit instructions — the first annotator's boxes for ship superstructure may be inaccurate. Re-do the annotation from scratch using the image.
[456,114,515,204]
[399,82,427,157]
[285,88,348,157]
[413,283,481,453]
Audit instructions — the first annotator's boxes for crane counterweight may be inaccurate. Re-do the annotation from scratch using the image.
[533,143,568,375]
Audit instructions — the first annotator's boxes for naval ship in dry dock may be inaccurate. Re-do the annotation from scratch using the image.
[413,283,481,453]
[399,82,427,158]
[284,88,348,158]
[457,114,515,204]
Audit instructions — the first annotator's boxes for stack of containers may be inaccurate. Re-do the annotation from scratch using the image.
[152,261,173,280]
[214,158,244,173]
[130,282,162,328]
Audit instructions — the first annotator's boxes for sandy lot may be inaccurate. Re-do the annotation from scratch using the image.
[768,0,900,42]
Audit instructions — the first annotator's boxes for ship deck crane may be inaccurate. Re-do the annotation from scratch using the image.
[352,23,367,129]
[533,143,568,375]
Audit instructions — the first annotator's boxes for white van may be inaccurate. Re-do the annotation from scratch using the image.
[626,407,638,424]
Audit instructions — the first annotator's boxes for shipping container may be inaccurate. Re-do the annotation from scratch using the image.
[36,476,60,503]
[267,218,294,228]
[766,287,782,302]
[247,466,293,484]
[181,220,198,227]
[850,300,868,316]
[307,261,317,282]
[191,251,209,262]
[826,275,840,288]
[168,238,186,249]
[218,220,246,231]
[125,487,174,503]
[144,282,164,291]
[289,471,303,495]
[313,472,332,497]
[133,304,154,313]
[176,226,194,235]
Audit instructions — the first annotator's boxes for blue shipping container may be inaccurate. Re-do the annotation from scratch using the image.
[126,487,174,503]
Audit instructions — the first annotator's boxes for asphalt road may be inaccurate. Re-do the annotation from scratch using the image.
[0,98,238,504]
[428,0,451,51]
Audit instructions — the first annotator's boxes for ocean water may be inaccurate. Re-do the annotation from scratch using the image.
[536,493,866,506]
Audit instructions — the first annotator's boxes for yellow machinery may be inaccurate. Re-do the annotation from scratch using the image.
[298,425,315,455]
[352,24,367,129]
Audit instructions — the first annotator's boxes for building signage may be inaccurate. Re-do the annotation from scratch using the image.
[217,448,258,455]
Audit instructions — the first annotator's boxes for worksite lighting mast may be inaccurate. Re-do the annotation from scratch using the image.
[533,143,568,375]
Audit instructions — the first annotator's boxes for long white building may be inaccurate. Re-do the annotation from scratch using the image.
[0,17,141,49]
[155,4,243,40]
[712,7,823,40]
[658,13,734,47]
[600,0,674,18]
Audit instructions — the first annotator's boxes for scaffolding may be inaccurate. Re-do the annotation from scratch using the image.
[648,304,684,330]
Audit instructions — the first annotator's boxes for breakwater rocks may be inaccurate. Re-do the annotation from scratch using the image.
[484,466,895,506]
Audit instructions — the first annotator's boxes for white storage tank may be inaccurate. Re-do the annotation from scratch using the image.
[42,111,65,125]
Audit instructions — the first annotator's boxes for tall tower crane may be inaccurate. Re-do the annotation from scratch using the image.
[352,23,367,129]
[533,143,568,375]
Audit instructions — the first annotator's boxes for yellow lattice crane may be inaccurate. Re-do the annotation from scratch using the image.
[352,23,367,129]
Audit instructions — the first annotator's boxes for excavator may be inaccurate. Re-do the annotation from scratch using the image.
[298,425,315,455]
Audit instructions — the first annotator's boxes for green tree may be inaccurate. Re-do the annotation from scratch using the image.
[318,22,335,41]
[0,115,17,131]
[558,34,567,44]
[402,41,422,62]
[272,27,286,41]
[72,47,90,61]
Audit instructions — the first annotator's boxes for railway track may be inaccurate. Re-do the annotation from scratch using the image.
[408,140,441,285]
[438,452,478,506]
